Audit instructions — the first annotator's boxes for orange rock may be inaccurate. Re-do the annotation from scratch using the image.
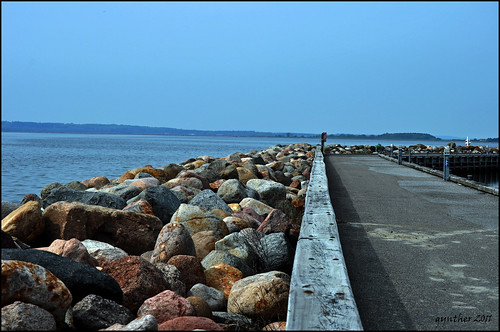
[204,264,243,300]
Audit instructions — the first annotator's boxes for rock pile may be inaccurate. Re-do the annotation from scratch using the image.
[324,142,498,155]
[1,142,316,331]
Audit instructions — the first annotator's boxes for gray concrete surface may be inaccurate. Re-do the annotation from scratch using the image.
[286,147,362,330]
[325,154,498,331]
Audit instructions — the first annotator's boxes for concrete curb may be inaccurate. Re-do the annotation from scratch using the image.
[378,153,499,196]
[286,146,363,331]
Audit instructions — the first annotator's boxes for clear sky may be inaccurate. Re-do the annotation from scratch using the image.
[1,1,498,138]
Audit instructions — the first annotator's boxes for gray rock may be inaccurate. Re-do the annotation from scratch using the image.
[101,183,143,201]
[81,239,129,264]
[101,315,158,331]
[1,301,57,331]
[189,189,233,214]
[217,179,260,204]
[211,311,257,331]
[64,181,88,191]
[153,262,186,296]
[259,232,293,273]
[246,179,286,207]
[1,201,21,219]
[2,248,123,305]
[187,283,227,311]
[40,182,63,199]
[42,187,127,210]
[201,250,255,277]
[137,186,181,224]
[73,294,134,330]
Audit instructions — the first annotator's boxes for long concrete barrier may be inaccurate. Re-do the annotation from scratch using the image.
[286,146,363,330]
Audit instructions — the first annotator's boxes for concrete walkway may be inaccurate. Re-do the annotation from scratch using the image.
[325,154,498,331]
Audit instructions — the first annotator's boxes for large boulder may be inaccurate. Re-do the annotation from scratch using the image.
[42,187,127,210]
[150,222,196,265]
[1,201,44,245]
[72,294,135,330]
[41,201,163,255]
[1,301,57,331]
[171,204,229,239]
[2,248,123,305]
[216,179,260,204]
[101,256,168,314]
[245,179,286,207]
[135,186,181,224]
[137,290,195,325]
[101,183,142,201]
[189,189,233,215]
[227,271,290,321]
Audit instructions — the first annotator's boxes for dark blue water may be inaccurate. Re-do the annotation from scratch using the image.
[2,132,497,203]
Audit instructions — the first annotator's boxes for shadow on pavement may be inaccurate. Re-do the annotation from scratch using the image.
[325,154,416,330]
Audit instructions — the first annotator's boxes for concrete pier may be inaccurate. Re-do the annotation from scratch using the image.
[325,154,498,330]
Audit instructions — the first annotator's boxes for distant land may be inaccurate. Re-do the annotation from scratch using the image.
[1,121,498,142]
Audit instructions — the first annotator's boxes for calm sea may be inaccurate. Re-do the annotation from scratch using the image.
[1,132,497,203]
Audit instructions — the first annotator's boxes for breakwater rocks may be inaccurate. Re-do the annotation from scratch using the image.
[325,142,498,155]
[1,142,316,331]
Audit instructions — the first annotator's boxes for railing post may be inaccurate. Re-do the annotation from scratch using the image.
[408,148,412,163]
[390,144,394,158]
[443,147,450,181]
[398,145,403,165]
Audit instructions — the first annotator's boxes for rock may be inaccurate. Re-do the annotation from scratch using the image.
[87,176,110,189]
[215,232,258,269]
[246,179,286,207]
[178,171,211,189]
[239,197,274,216]
[223,216,252,233]
[72,294,134,330]
[153,262,186,296]
[211,311,257,331]
[42,201,163,255]
[257,208,292,235]
[236,166,259,185]
[40,182,63,200]
[102,314,158,331]
[101,255,168,314]
[1,301,57,331]
[171,203,229,239]
[2,201,21,219]
[217,179,259,204]
[202,249,255,277]
[2,248,123,305]
[150,222,196,265]
[20,193,43,205]
[136,186,181,224]
[259,232,293,273]
[42,187,126,210]
[209,178,226,191]
[1,230,18,249]
[186,296,213,318]
[189,189,233,214]
[191,230,222,261]
[164,176,205,191]
[81,239,128,266]
[1,259,72,328]
[63,181,88,191]
[187,283,227,312]
[101,183,143,201]
[227,271,290,321]
[126,166,172,183]
[204,263,244,300]
[137,290,195,325]
[167,255,206,291]
[158,316,223,331]
[158,163,185,180]
[231,210,263,229]
[122,199,155,215]
[211,208,232,220]
[1,200,44,245]
[263,321,287,330]
[42,238,98,267]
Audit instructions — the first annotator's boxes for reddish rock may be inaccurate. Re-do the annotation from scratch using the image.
[117,171,135,183]
[101,256,168,314]
[150,223,196,265]
[209,179,226,191]
[157,316,223,331]
[191,230,221,261]
[129,177,160,190]
[167,255,206,291]
[291,197,304,208]
[42,238,98,267]
[204,264,243,300]
[122,199,155,215]
[87,176,110,189]
[289,179,301,189]
[42,201,163,255]
[137,290,195,325]
[257,209,292,235]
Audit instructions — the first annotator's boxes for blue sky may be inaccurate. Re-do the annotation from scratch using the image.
[1,1,498,138]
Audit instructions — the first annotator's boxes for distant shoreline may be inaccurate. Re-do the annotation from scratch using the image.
[1,121,498,142]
